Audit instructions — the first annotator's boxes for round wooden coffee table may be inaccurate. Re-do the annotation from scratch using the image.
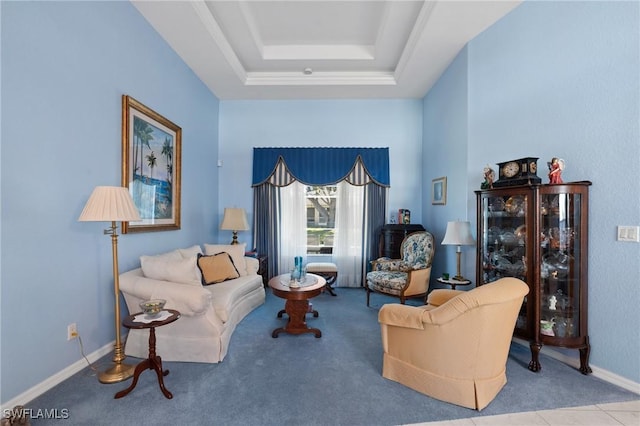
[269,273,326,338]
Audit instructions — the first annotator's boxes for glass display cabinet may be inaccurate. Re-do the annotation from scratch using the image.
[475,181,592,374]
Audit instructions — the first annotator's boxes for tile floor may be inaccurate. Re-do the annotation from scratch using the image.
[411,399,640,425]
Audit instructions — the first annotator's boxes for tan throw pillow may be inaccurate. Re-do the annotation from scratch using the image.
[204,243,247,276]
[197,253,240,285]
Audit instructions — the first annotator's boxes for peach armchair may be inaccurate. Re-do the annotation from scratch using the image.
[378,277,529,410]
[366,231,435,306]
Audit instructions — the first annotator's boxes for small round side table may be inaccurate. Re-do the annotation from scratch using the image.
[114,309,180,399]
[436,277,472,290]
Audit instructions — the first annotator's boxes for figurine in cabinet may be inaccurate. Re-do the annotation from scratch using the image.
[548,295,557,310]
[547,157,565,184]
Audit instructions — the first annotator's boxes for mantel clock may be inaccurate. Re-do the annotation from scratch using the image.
[494,157,541,187]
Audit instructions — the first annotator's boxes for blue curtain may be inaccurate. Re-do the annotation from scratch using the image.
[364,183,387,281]
[252,183,280,280]
[252,147,390,187]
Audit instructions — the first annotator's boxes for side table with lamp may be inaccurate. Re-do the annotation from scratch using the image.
[441,221,475,288]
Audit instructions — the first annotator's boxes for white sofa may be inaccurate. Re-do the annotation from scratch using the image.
[119,244,265,363]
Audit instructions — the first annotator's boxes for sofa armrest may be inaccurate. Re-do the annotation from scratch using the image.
[245,256,259,275]
[120,269,212,316]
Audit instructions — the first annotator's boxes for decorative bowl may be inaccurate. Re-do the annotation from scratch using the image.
[139,299,166,317]
[505,195,525,215]
[488,197,505,212]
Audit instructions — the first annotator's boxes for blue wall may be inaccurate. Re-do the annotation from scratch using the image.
[218,99,424,247]
[2,0,639,407]
[1,2,220,402]
[424,0,640,382]
[422,47,471,281]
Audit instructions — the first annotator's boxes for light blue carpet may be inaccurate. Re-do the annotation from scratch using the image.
[27,288,638,425]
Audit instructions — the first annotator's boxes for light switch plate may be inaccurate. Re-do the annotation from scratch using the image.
[617,226,640,242]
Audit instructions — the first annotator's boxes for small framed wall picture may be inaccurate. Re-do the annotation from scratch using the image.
[432,176,447,205]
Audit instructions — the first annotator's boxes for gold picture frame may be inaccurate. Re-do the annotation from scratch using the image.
[121,95,181,233]
[432,176,447,205]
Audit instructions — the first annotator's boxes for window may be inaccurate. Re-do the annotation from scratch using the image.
[252,148,388,284]
[305,185,336,254]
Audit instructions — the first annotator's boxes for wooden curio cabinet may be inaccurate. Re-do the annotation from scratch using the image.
[475,181,592,374]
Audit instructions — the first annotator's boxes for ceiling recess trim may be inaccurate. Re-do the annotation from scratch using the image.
[245,72,397,86]
[262,45,375,61]
[191,1,248,84]
[393,0,436,80]
[132,0,523,99]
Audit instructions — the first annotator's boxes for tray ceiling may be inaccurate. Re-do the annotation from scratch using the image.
[132,1,522,100]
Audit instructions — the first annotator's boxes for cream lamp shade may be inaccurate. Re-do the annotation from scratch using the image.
[220,208,250,245]
[78,186,141,222]
[441,221,475,246]
[441,221,475,281]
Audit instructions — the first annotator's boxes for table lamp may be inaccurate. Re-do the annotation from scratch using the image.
[78,186,141,384]
[220,207,249,245]
[441,221,475,281]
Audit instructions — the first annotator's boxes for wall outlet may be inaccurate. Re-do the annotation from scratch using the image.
[617,226,640,242]
[67,323,78,341]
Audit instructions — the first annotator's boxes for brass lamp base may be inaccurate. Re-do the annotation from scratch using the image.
[98,362,135,384]
[452,251,468,283]
[230,231,239,245]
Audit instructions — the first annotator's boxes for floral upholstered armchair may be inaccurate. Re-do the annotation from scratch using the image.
[366,231,435,306]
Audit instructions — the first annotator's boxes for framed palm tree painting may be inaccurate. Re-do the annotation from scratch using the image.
[121,95,181,233]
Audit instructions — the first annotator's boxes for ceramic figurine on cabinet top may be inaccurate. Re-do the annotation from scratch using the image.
[549,295,557,310]
[481,165,495,189]
[548,157,565,184]
[397,209,411,224]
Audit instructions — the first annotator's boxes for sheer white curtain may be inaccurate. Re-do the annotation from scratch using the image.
[333,181,364,287]
[278,181,307,274]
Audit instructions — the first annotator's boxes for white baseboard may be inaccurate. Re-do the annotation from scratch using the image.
[513,338,640,395]
[0,340,115,412]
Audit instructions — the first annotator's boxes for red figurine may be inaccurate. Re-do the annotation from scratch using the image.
[548,158,565,184]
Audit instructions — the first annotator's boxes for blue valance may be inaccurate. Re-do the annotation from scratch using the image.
[252,147,390,187]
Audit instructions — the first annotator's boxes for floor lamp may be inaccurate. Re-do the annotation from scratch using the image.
[78,186,141,384]
[441,221,475,281]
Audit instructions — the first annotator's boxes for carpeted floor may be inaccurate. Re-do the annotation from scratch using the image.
[28,287,638,425]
